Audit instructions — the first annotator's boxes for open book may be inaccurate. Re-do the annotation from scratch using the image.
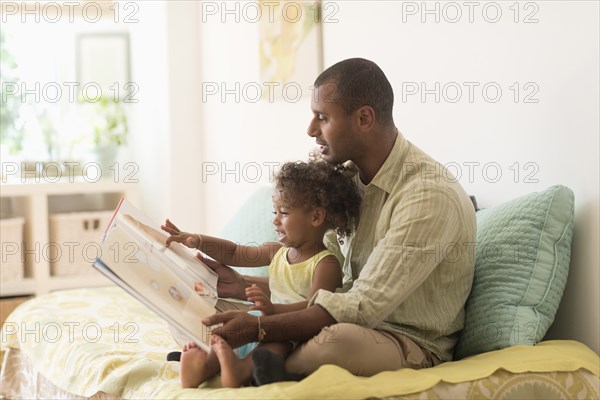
[93,198,218,352]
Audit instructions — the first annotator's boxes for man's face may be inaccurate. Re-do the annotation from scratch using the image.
[307,83,358,164]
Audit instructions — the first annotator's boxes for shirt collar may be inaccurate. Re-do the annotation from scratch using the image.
[368,130,409,194]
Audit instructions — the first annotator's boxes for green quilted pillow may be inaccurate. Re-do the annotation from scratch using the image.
[219,186,277,277]
[454,185,575,360]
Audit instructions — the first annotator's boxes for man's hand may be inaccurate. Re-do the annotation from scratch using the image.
[246,284,274,315]
[203,311,258,348]
[196,253,247,300]
[161,219,201,249]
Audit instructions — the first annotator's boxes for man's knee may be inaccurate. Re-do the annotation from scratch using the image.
[285,323,351,375]
[312,322,392,346]
[285,323,395,375]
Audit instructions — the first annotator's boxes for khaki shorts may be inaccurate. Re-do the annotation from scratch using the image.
[286,322,442,377]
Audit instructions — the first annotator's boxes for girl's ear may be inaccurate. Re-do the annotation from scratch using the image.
[311,207,326,227]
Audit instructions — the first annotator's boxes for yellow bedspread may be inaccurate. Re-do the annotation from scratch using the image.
[1,287,599,399]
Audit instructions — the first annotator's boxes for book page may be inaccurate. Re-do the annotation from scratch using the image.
[109,199,219,299]
[96,198,223,350]
[99,225,214,350]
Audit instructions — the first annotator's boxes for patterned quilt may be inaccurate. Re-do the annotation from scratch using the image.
[1,287,599,399]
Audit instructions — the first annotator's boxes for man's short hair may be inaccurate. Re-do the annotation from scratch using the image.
[314,58,394,126]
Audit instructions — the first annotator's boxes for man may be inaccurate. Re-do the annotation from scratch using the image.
[202,58,476,380]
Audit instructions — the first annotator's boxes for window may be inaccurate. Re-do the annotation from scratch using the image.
[0,1,131,167]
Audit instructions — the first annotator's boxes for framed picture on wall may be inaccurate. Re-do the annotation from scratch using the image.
[258,0,323,101]
[76,33,131,101]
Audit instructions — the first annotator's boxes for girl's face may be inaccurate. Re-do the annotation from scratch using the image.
[272,192,316,248]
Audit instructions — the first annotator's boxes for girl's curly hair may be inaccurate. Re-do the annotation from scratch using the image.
[274,158,361,238]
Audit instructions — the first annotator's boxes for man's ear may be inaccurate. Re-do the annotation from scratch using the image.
[311,207,326,227]
[355,105,375,131]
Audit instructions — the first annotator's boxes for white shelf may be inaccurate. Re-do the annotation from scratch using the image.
[1,177,136,196]
[1,179,138,298]
[0,279,37,297]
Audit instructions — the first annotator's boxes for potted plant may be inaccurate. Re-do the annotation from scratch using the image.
[0,29,26,156]
[88,96,128,173]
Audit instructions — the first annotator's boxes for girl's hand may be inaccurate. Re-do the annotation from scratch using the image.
[161,219,201,249]
[246,284,274,315]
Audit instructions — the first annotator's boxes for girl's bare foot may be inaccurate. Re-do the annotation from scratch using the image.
[212,336,253,388]
[180,341,219,388]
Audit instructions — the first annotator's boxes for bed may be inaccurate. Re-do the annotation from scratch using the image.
[1,185,599,399]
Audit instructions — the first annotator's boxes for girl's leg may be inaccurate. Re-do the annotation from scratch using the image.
[180,341,221,388]
[211,336,253,388]
[212,337,293,388]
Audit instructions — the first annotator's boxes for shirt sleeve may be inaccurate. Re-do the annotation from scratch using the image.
[323,229,344,267]
[309,183,463,328]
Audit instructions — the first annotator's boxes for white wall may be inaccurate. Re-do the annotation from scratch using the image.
[129,1,315,230]
[138,1,598,354]
[128,2,170,219]
[128,2,205,227]
[197,3,316,235]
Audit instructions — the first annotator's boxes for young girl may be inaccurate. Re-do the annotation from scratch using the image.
[161,159,361,388]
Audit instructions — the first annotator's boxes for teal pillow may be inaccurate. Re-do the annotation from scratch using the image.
[454,185,575,360]
[219,186,277,277]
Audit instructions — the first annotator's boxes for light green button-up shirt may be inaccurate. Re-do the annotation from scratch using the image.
[314,132,477,361]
